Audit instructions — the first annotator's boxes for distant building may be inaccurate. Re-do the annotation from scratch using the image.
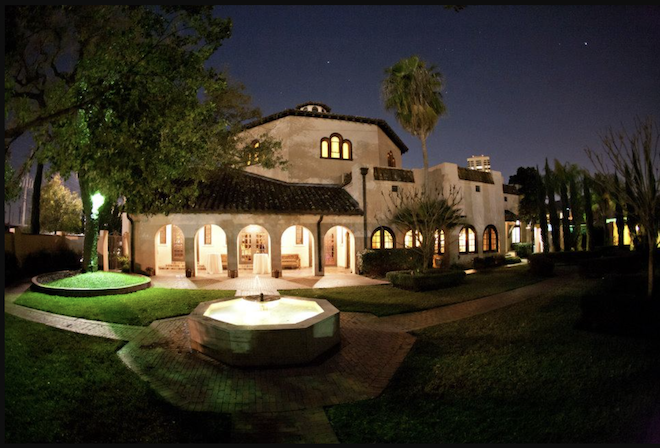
[467,155,491,172]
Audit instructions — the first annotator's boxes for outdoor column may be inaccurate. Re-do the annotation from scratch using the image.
[184,236,195,277]
[315,216,324,276]
[226,230,239,277]
[270,231,282,276]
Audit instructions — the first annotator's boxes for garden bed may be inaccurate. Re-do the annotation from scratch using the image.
[31,270,151,297]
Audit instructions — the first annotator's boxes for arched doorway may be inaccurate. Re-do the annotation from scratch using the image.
[237,225,271,274]
[154,224,185,275]
[280,225,315,276]
[324,226,355,274]
[194,224,228,276]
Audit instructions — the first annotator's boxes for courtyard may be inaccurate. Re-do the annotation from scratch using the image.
[5,265,659,443]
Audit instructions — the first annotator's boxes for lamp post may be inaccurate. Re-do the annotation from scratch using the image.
[84,192,105,272]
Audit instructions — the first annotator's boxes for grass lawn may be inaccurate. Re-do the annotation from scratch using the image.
[326,278,660,443]
[44,271,149,288]
[14,288,235,326]
[282,265,545,316]
[4,313,231,443]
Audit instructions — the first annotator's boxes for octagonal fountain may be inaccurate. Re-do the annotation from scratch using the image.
[187,283,340,367]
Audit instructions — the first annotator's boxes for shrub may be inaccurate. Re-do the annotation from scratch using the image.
[386,269,466,292]
[117,255,131,273]
[528,253,554,276]
[578,252,644,278]
[473,255,506,269]
[360,249,424,278]
[512,242,533,258]
[5,251,20,285]
[576,273,659,339]
[21,248,81,277]
[505,256,522,265]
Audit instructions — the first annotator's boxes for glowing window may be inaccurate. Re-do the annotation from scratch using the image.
[320,134,352,160]
[435,230,445,254]
[204,225,212,245]
[459,226,477,254]
[512,226,521,244]
[387,151,396,167]
[483,225,498,252]
[404,230,423,248]
[371,227,394,249]
[159,228,167,244]
[295,225,304,245]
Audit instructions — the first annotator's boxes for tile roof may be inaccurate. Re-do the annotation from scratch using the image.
[244,108,410,154]
[373,167,416,183]
[505,209,518,221]
[181,169,363,216]
[503,184,520,195]
[457,167,495,184]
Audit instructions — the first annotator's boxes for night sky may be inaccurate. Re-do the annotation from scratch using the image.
[213,4,660,180]
[6,5,660,222]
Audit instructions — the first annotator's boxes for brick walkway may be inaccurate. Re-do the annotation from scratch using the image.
[5,273,570,443]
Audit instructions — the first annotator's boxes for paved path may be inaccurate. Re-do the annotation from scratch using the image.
[4,272,575,443]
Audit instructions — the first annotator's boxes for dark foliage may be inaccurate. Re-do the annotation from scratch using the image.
[359,249,424,277]
[386,269,466,292]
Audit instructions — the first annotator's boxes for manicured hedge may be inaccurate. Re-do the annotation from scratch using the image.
[473,255,506,269]
[528,253,555,276]
[512,242,533,258]
[578,252,645,278]
[359,249,424,278]
[386,269,466,292]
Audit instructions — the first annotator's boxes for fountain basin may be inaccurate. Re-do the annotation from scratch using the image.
[187,296,340,367]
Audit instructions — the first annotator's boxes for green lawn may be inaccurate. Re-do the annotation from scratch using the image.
[326,278,660,443]
[282,265,545,316]
[45,271,148,288]
[4,313,231,443]
[14,288,235,326]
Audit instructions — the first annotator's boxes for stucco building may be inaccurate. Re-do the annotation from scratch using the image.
[123,102,522,277]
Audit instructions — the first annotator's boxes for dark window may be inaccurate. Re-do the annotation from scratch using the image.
[392,185,398,192]
[476,185,480,192]
[387,151,396,167]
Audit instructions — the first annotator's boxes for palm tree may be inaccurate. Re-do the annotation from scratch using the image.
[382,55,446,192]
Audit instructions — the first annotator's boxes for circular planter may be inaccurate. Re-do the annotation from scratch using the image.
[31,270,151,297]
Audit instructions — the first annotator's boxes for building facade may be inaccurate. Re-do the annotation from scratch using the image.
[124,102,522,277]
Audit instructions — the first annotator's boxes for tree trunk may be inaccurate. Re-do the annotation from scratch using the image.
[79,175,99,273]
[648,235,655,300]
[30,162,44,234]
[560,182,571,251]
[421,136,429,194]
[537,173,549,253]
[583,177,595,252]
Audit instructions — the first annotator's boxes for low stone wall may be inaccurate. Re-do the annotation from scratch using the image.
[5,231,84,266]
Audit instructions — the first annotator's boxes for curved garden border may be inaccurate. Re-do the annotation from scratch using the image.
[31,270,151,297]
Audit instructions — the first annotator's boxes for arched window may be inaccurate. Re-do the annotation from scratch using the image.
[371,227,395,249]
[387,151,396,167]
[435,230,445,254]
[247,140,260,166]
[459,226,477,254]
[404,230,423,248]
[483,225,498,252]
[320,133,352,160]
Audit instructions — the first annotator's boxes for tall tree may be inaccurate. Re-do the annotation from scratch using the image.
[508,166,540,228]
[587,116,659,299]
[40,173,83,234]
[582,172,596,252]
[382,55,446,192]
[535,166,550,253]
[613,175,626,248]
[5,6,282,272]
[544,159,561,252]
[554,160,573,251]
